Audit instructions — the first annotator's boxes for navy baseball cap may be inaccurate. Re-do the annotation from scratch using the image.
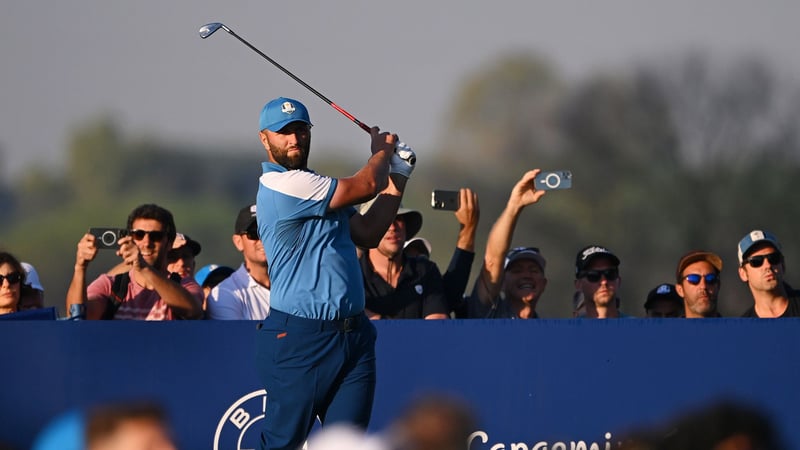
[259,97,312,132]
[645,283,683,309]
[737,230,781,264]
[504,247,547,272]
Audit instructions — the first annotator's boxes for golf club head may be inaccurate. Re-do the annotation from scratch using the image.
[199,22,224,39]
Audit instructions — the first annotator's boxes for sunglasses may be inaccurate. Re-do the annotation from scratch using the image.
[241,228,260,241]
[683,273,720,285]
[130,229,167,242]
[578,268,619,282]
[744,252,782,268]
[0,272,22,285]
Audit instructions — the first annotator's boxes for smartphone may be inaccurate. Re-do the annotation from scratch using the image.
[534,170,573,190]
[431,190,460,211]
[89,228,129,249]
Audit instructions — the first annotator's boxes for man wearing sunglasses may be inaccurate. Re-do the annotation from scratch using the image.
[574,245,628,318]
[737,230,800,318]
[674,250,723,318]
[66,204,204,320]
[207,205,271,320]
[469,170,548,319]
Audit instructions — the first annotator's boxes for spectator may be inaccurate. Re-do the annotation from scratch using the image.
[65,204,204,320]
[166,232,202,279]
[254,96,413,448]
[32,401,177,450]
[674,250,723,318]
[618,400,785,450]
[85,402,176,450]
[575,245,628,318]
[19,261,45,310]
[0,251,25,316]
[360,206,449,319]
[737,230,800,317]
[195,263,235,308]
[387,393,477,450]
[402,188,480,318]
[207,205,271,320]
[644,283,683,318]
[469,170,547,319]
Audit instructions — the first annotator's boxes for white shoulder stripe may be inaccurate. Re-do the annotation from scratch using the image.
[259,170,331,201]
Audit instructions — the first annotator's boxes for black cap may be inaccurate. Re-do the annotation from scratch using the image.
[171,233,201,256]
[235,205,258,234]
[575,245,620,275]
[645,283,683,309]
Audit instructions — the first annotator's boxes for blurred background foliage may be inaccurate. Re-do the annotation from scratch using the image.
[2,50,800,318]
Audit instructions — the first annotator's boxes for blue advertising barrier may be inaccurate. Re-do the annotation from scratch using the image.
[2,319,799,449]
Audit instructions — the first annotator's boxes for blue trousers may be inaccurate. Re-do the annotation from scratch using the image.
[255,309,377,450]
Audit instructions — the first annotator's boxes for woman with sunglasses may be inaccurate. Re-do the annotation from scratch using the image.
[0,251,26,315]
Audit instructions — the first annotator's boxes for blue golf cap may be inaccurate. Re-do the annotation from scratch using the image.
[259,97,312,132]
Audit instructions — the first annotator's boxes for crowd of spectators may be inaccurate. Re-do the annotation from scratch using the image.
[0,172,797,321]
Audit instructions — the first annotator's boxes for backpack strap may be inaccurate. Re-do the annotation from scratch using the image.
[103,273,130,320]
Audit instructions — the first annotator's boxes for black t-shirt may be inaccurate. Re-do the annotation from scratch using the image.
[360,254,449,319]
[741,294,800,318]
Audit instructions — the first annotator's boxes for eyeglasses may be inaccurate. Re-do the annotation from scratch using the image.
[744,252,782,268]
[578,268,619,283]
[0,272,22,285]
[241,228,260,241]
[130,229,167,242]
[683,273,719,285]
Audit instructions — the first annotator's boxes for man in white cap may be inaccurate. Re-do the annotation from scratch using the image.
[19,262,45,310]
[737,229,800,317]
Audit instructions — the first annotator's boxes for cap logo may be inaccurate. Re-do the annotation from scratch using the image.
[749,230,766,241]
[581,246,608,261]
[656,284,672,295]
[281,102,296,114]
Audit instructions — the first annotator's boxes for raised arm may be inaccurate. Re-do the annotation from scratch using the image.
[443,188,480,315]
[329,127,396,211]
[66,233,109,319]
[348,129,415,248]
[473,170,546,307]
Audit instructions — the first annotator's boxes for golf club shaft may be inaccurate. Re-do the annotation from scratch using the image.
[222,26,372,134]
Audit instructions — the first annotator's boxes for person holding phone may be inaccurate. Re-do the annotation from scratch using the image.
[413,187,480,318]
[468,170,549,319]
[65,204,203,320]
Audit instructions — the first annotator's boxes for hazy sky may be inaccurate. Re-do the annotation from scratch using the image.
[2,1,799,178]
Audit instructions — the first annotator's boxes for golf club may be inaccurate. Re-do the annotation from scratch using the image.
[199,22,372,133]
